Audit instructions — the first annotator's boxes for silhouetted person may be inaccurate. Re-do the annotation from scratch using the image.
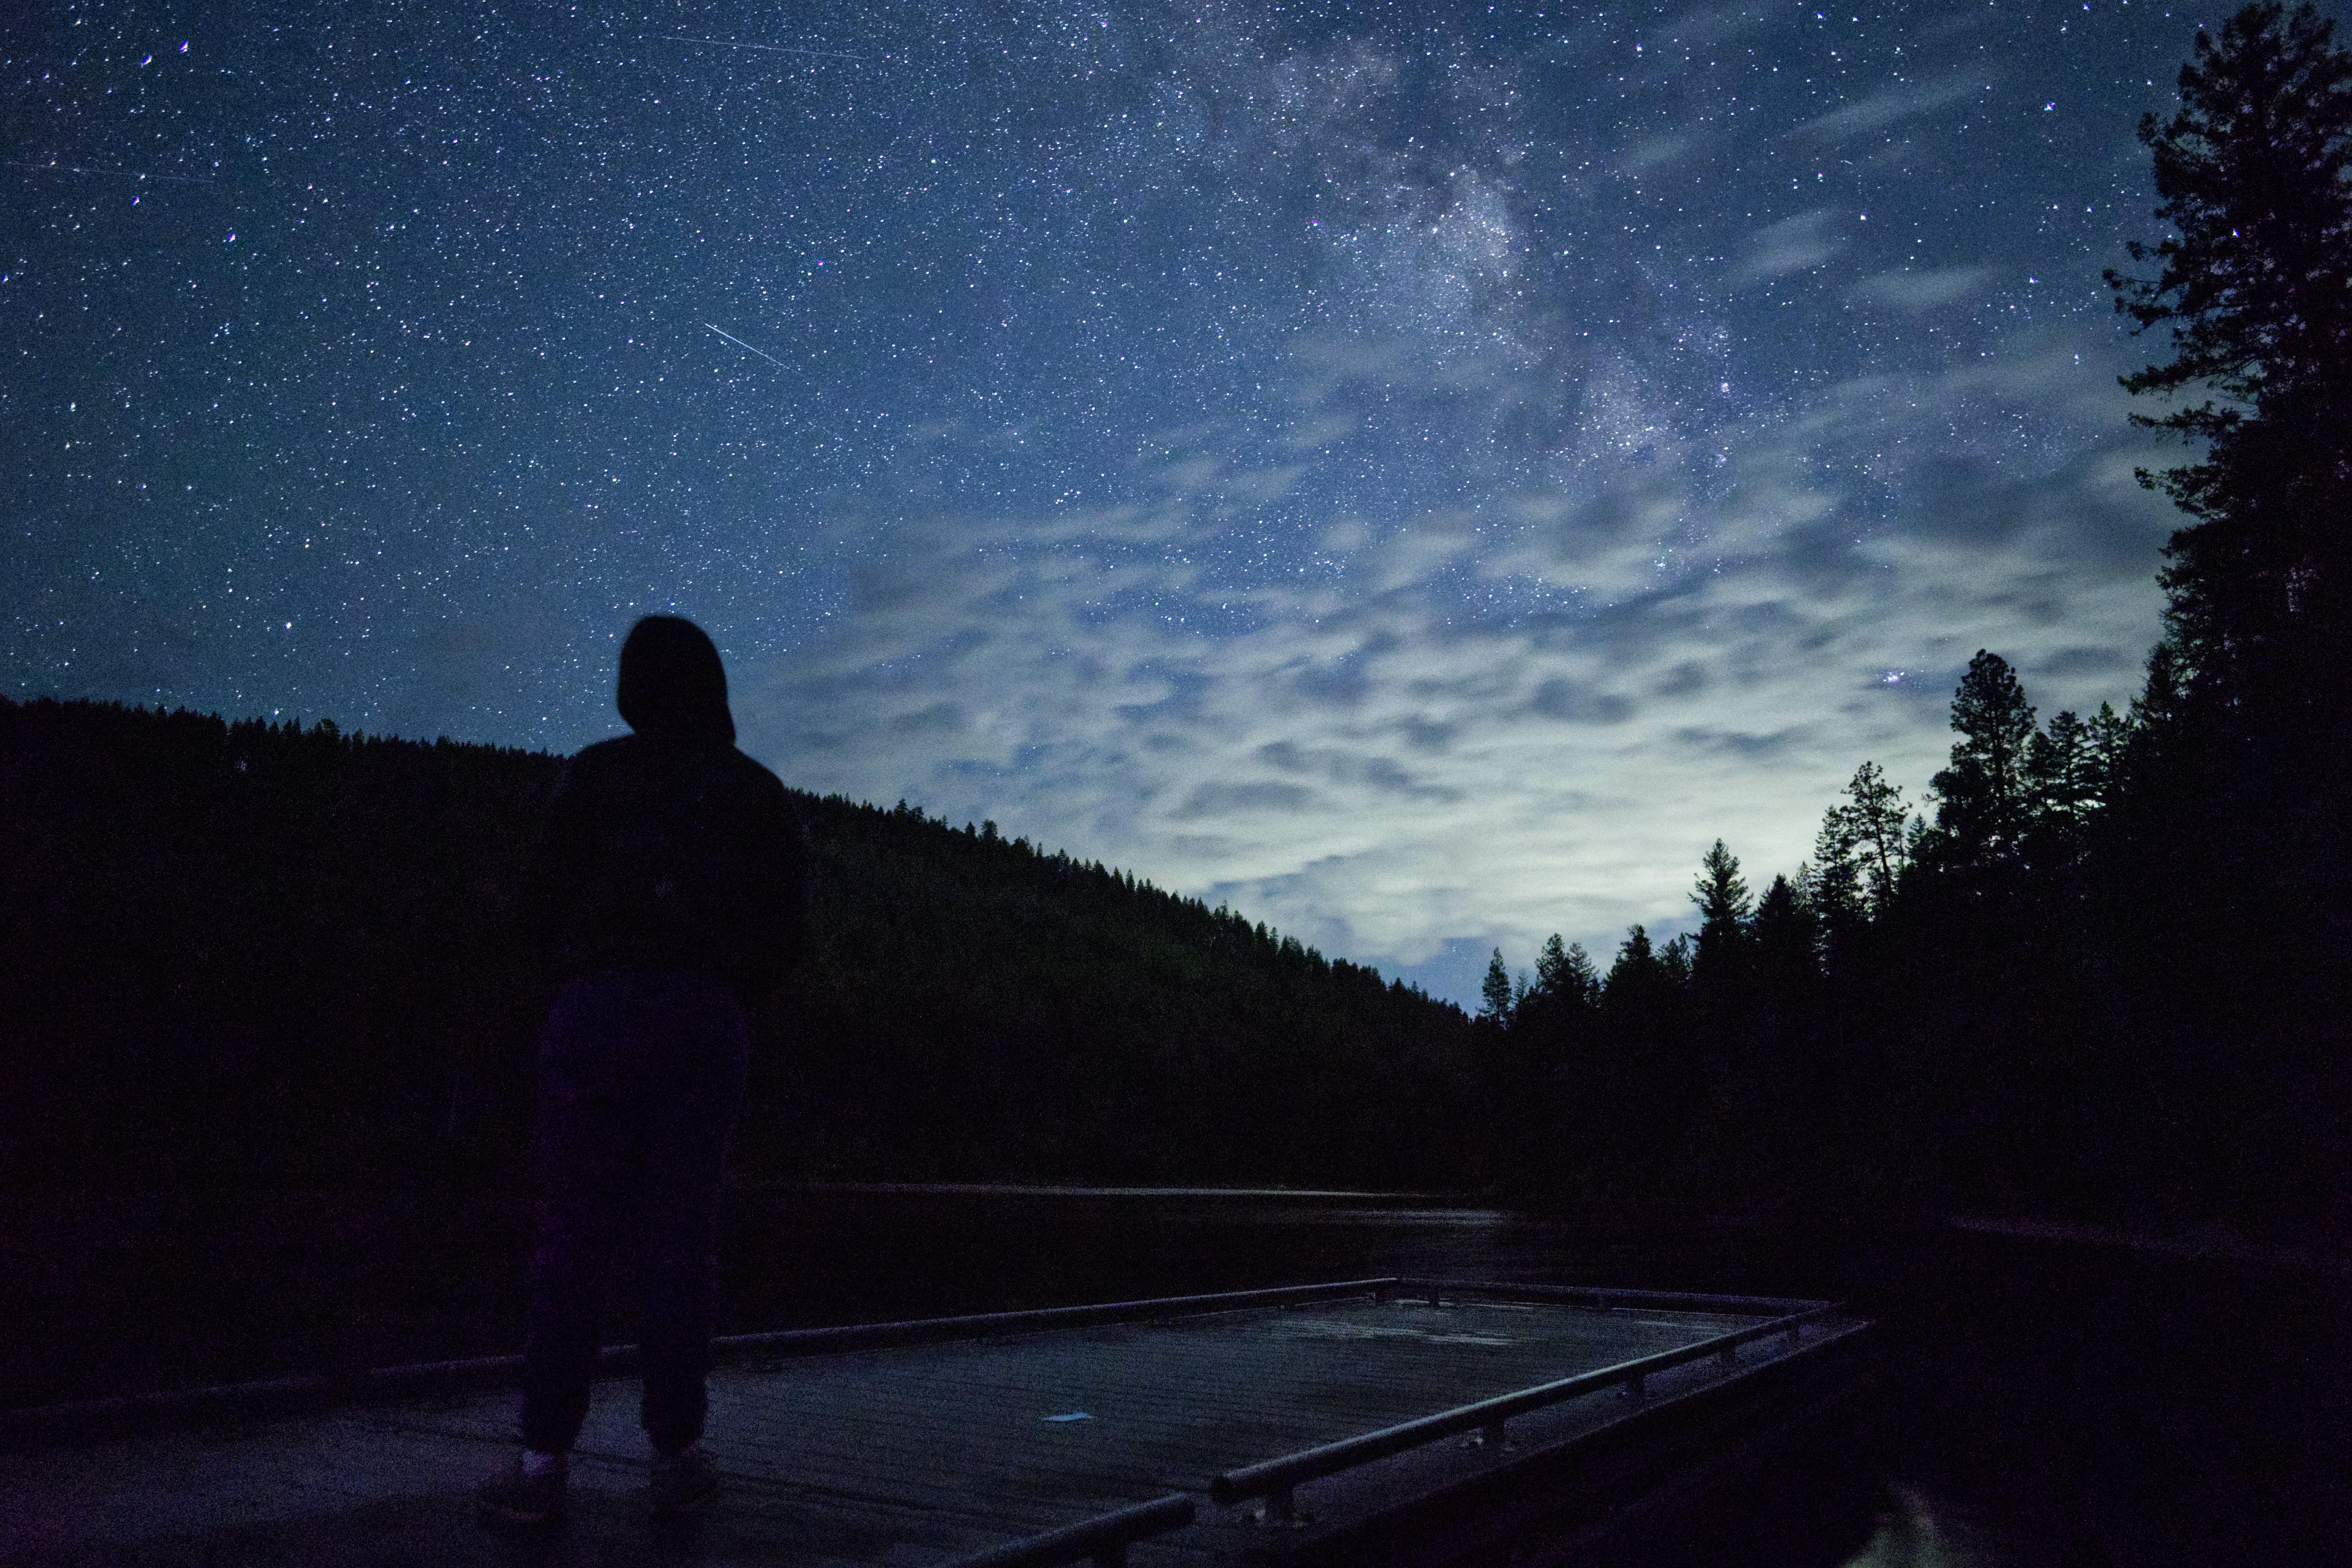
[478,615,808,1525]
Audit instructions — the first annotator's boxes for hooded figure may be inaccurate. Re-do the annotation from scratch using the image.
[615,613,736,746]
[483,616,808,1525]
[530,615,807,1001]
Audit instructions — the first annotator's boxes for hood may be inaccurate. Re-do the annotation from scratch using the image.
[616,615,736,745]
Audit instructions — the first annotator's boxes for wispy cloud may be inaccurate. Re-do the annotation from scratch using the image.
[731,12,2174,1005]
[1734,210,1849,282]
[739,330,2174,994]
[1789,74,1986,141]
[1849,265,1996,310]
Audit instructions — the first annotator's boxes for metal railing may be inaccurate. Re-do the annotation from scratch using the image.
[1209,1298,1844,1523]
[1394,1279,1833,1315]
[932,1494,1195,1568]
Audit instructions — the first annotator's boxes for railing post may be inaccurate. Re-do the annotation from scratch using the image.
[1260,1485,1297,1526]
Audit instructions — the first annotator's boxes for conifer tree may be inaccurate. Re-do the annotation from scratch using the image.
[2025,710,2100,826]
[2087,701,2134,794]
[1479,947,1515,1021]
[1604,925,1661,1002]
[1809,813,1867,933]
[1535,932,1600,1006]
[1928,651,2038,869]
[1563,940,1598,1001]
[1690,840,1754,988]
[1536,932,1570,994]
[1817,761,1915,910]
[1751,872,1820,998]
[2108,2,2352,725]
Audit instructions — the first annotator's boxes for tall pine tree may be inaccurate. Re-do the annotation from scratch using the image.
[2108,2,2352,754]
[1690,840,1755,992]
[1927,651,2038,872]
[1479,947,1515,1022]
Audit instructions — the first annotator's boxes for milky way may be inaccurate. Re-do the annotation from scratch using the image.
[4,0,2211,1000]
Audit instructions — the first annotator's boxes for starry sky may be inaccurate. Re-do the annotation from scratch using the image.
[6,0,2217,1002]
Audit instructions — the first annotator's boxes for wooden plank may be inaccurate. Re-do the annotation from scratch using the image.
[0,1292,1827,1567]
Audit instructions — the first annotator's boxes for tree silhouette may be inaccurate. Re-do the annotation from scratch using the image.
[1927,651,2039,871]
[2108,1,2352,724]
[1479,947,1515,1022]
[1812,761,1915,980]
[1690,840,1754,993]
[1809,809,1868,964]
[1603,926,1660,1001]
[1534,933,1600,1007]
[1750,873,1820,1001]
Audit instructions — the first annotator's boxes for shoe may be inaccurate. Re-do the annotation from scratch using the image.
[649,1444,720,1517]
[475,1452,567,1525]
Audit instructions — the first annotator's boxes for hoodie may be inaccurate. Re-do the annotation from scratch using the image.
[530,617,810,1006]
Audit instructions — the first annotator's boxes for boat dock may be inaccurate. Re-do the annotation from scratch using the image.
[2,1278,1871,1567]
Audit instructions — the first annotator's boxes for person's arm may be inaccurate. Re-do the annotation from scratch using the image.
[724,770,811,1008]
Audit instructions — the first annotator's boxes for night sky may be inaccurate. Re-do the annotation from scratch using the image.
[6,0,2210,1001]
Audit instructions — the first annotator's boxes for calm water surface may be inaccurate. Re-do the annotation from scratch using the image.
[704,1185,2349,1568]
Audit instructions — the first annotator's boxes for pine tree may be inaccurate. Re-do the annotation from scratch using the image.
[1818,761,1915,909]
[1751,872,1820,998]
[2124,639,2192,769]
[1810,814,1867,930]
[1690,840,1754,989]
[1928,651,2038,870]
[2108,2,2352,718]
[1565,941,1598,1001]
[1479,947,1515,1022]
[2087,701,2134,793]
[1535,933,1600,1006]
[2025,710,2100,826]
[1604,925,1661,1001]
[1535,933,1571,994]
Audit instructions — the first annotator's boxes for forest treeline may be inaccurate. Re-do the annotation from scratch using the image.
[1475,639,2344,1228]
[0,695,1479,1194]
[1478,0,2352,1234]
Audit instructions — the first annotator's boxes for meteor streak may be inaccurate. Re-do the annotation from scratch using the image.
[704,323,786,367]
[658,35,859,60]
[6,160,215,184]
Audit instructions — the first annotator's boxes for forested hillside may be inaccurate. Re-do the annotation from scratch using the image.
[0,695,1479,1196]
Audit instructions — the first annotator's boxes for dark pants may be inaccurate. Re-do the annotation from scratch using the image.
[520,969,749,1455]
